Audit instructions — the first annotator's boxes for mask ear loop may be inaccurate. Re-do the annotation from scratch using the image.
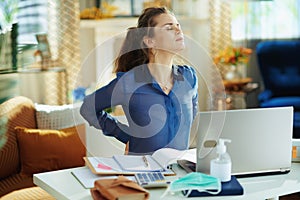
[182,182,222,198]
[183,189,193,197]
[161,174,222,198]
[200,182,222,195]
[191,180,222,197]
[160,184,183,198]
[160,185,171,199]
[161,181,222,198]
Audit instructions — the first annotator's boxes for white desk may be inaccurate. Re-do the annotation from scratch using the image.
[34,164,300,200]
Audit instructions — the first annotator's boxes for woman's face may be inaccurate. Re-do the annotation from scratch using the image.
[151,13,185,54]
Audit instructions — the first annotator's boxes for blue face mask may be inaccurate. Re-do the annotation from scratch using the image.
[162,172,221,198]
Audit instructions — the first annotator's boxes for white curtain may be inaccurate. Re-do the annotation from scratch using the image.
[231,0,300,41]
[209,0,233,78]
[17,0,81,105]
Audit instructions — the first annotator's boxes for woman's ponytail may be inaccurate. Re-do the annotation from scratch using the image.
[114,27,149,72]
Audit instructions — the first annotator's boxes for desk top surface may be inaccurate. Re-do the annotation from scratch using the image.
[34,163,300,200]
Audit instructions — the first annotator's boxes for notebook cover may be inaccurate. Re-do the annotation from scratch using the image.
[183,176,244,197]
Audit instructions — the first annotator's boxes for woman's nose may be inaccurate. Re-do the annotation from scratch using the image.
[175,26,181,34]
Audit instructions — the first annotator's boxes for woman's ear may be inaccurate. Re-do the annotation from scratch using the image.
[143,36,155,48]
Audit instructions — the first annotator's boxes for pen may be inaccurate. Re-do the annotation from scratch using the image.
[143,155,149,167]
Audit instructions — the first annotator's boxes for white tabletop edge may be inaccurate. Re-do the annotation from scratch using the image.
[33,164,300,200]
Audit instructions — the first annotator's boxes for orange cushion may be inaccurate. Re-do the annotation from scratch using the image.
[15,124,86,176]
[0,186,55,200]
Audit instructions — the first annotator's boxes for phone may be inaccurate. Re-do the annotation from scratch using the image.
[177,159,196,173]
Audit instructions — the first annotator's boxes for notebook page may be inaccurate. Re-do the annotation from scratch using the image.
[113,155,164,172]
[71,167,118,189]
[87,157,122,173]
[152,148,196,168]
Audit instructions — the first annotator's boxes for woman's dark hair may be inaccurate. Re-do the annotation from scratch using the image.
[114,7,172,72]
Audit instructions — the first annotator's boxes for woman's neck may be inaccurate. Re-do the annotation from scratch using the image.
[148,50,174,68]
[148,56,174,95]
[148,62,173,82]
[147,50,176,94]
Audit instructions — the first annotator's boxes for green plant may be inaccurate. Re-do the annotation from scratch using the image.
[0,117,7,149]
[0,0,18,34]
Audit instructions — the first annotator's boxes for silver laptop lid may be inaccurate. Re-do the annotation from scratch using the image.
[196,107,293,176]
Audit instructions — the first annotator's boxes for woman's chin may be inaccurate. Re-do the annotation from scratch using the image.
[174,45,186,53]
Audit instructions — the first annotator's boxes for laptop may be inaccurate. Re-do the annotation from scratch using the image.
[194,107,293,177]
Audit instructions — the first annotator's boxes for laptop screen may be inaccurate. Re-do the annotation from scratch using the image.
[194,107,293,176]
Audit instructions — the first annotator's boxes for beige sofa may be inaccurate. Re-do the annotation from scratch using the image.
[0,96,86,199]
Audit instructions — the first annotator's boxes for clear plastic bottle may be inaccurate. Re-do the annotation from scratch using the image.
[210,138,232,182]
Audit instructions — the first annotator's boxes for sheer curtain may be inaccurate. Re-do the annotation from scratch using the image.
[17,0,81,104]
[231,0,300,42]
[209,0,233,77]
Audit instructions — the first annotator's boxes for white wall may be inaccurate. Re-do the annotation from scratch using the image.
[85,126,125,157]
[85,116,126,157]
[79,16,212,111]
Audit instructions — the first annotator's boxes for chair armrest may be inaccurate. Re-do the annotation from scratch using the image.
[258,90,273,103]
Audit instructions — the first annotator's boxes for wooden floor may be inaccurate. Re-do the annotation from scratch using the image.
[280,193,300,200]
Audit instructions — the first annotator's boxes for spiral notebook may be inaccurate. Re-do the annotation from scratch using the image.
[113,155,163,172]
[84,148,196,176]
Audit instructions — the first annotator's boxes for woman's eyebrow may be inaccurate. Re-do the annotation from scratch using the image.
[160,22,179,27]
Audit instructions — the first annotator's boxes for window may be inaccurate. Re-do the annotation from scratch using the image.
[17,0,48,44]
[231,0,300,40]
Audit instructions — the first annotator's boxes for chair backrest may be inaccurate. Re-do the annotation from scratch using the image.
[256,40,300,97]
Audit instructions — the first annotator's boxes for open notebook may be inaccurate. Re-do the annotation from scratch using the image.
[84,148,196,176]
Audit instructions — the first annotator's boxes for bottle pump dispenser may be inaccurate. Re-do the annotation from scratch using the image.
[210,138,232,182]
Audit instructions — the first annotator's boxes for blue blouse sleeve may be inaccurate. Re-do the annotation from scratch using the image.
[80,77,130,144]
[190,67,199,119]
[181,65,199,119]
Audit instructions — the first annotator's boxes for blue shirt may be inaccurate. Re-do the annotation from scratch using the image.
[80,64,198,154]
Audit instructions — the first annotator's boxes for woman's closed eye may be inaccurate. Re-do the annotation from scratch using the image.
[163,23,180,31]
[165,25,173,30]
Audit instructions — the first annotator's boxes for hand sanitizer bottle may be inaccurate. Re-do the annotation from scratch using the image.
[210,138,232,182]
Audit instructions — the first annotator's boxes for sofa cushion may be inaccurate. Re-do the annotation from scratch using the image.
[15,124,86,176]
[260,96,300,109]
[0,172,33,197]
[1,186,55,200]
[35,103,84,130]
[0,96,37,180]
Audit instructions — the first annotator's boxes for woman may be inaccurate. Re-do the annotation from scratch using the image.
[80,7,198,155]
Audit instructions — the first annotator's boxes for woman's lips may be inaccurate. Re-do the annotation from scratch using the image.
[176,36,184,41]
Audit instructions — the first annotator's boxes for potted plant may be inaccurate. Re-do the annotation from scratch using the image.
[0,0,18,70]
[214,46,252,80]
